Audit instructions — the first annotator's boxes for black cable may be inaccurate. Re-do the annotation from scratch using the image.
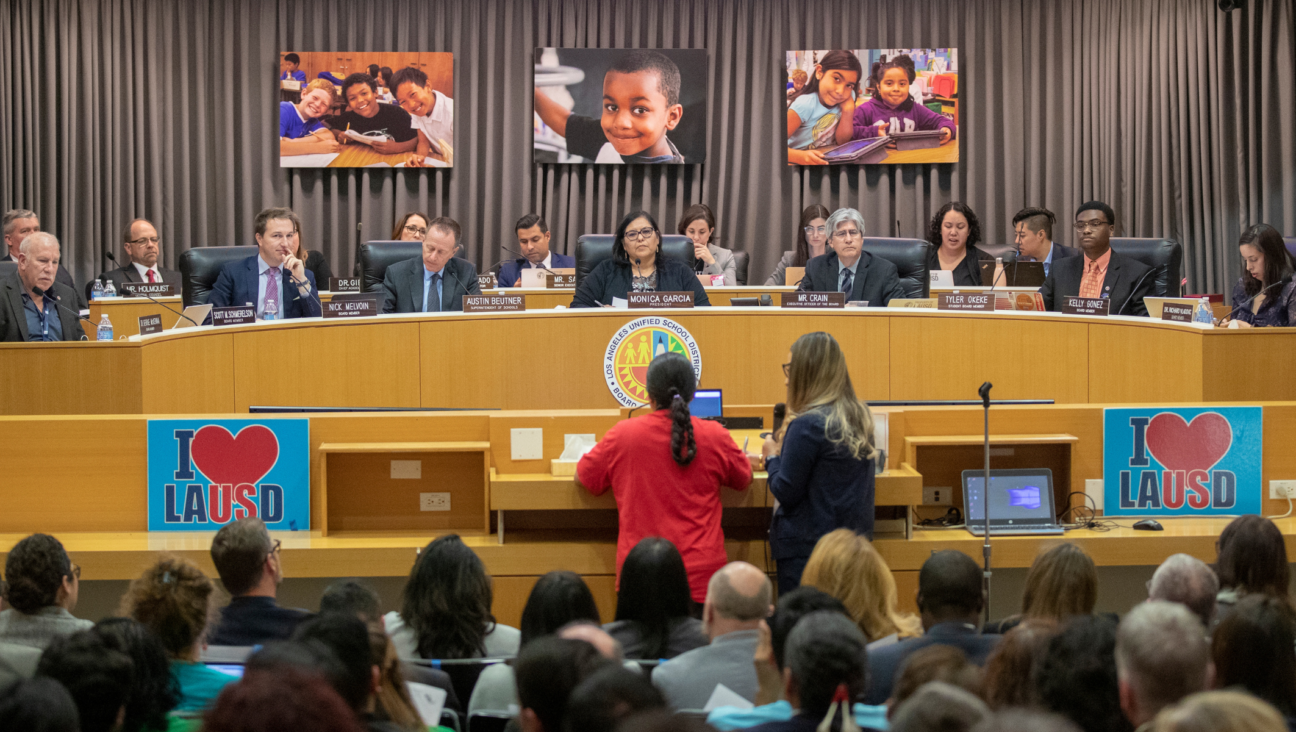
[1059,490,1125,532]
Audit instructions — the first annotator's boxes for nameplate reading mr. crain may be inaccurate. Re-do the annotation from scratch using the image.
[329,277,361,293]
[463,294,526,312]
[628,292,695,309]
[1161,303,1194,323]
[323,295,380,319]
[1061,297,1111,316]
[937,292,994,312]
[120,282,176,297]
[211,306,256,326]
[781,292,845,308]
[138,314,163,335]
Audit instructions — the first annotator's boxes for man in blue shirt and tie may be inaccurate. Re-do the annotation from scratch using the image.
[380,216,481,313]
[1012,207,1079,277]
[208,207,322,319]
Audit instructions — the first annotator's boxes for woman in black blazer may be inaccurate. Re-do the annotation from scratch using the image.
[570,210,710,308]
[926,201,990,287]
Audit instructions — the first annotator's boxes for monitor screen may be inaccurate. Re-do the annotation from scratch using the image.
[691,389,723,418]
[206,663,245,678]
[965,470,1054,523]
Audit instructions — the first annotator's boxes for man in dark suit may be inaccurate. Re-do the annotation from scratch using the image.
[1041,201,1154,317]
[88,218,183,300]
[208,518,311,646]
[208,207,322,319]
[381,216,481,312]
[497,214,575,287]
[0,232,87,342]
[1012,206,1080,278]
[796,208,904,306]
[2,209,84,308]
[864,550,1001,704]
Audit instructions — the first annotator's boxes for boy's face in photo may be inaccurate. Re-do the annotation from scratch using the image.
[282,57,297,73]
[396,82,436,118]
[876,67,911,107]
[299,89,333,120]
[601,69,682,157]
[346,83,381,118]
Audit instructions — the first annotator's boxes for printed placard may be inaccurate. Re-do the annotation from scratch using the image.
[938,292,994,311]
[120,282,176,297]
[478,272,498,290]
[781,292,845,308]
[1161,303,1194,323]
[212,306,256,326]
[1013,292,1047,311]
[888,298,938,308]
[628,291,695,309]
[323,295,379,319]
[546,272,578,289]
[463,294,526,312]
[138,314,163,335]
[1061,297,1110,316]
[329,277,361,293]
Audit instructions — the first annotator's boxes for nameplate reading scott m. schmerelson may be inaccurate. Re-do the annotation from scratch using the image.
[1161,303,1193,323]
[212,306,256,326]
[938,292,994,312]
[1061,297,1110,316]
[323,295,380,319]
[138,314,163,335]
[781,292,845,308]
[628,292,695,309]
[463,294,526,312]
[328,277,361,293]
[120,282,176,297]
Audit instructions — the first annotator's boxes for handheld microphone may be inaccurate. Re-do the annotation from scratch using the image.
[1226,277,1290,322]
[1113,267,1157,316]
[32,287,91,340]
[896,219,902,238]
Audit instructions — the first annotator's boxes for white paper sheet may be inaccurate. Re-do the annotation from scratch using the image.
[280,153,340,168]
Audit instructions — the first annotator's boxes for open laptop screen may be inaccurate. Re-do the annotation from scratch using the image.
[963,469,1056,525]
[690,389,723,418]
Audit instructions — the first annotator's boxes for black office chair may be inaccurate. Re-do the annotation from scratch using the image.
[574,235,696,286]
[178,246,258,306]
[358,241,424,294]
[1109,238,1183,297]
[978,243,1019,264]
[859,238,932,298]
[468,712,512,732]
[731,251,750,286]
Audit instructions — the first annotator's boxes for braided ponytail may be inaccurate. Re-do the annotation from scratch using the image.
[667,388,697,467]
[645,352,699,468]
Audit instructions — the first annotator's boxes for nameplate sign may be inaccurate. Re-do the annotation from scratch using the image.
[938,292,994,312]
[478,272,498,289]
[329,277,360,293]
[781,292,845,309]
[1061,297,1110,316]
[546,272,577,289]
[1161,303,1194,323]
[323,294,379,319]
[120,282,175,297]
[212,306,256,326]
[463,294,526,312]
[628,292,695,309]
[888,298,938,309]
[138,314,163,335]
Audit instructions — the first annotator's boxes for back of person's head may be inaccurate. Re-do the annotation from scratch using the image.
[705,561,771,625]
[203,667,367,732]
[784,610,868,719]
[1216,515,1289,598]
[36,631,133,732]
[614,709,713,732]
[1116,601,1210,724]
[1149,690,1288,732]
[292,613,375,711]
[785,331,876,460]
[564,665,666,732]
[515,636,613,732]
[244,639,352,705]
[319,579,382,623]
[119,554,216,658]
[917,550,983,620]
[1148,554,1220,628]
[767,586,848,670]
[644,352,697,467]
[559,621,625,662]
[981,618,1058,710]
[889,681,990,732]
[970,709,1083,732]
[91,617,180,731]
[800,529,919,642]
[1212,594,1296,717]
[367,625,423,730]
[400,534,495,659]
[1037,616,1133,732]
[613,537,693,658]
[893,645,981,710]
[2,533,73,613]
[0,677,81,732]
[1022,543,1097,621]
[520,571,601,648]
[210,517,273,596]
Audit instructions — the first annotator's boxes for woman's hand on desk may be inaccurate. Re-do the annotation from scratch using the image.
[747,453,764,472]
[761,435,779,460]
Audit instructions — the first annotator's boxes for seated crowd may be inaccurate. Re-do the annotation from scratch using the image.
[2,513,1295,732]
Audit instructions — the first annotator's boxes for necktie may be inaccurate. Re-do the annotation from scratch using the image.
[840,268,853,294]
[265,268,280,311]
[427,273,442,312]
[146,269,157,283]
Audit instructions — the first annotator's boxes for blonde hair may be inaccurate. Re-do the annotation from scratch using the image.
[799,529,921,641]
[1021,543,1098,620]
[304,78,335,97]
[783,332,877,461]
[370,625,424,731]
[1151,691,1288,732]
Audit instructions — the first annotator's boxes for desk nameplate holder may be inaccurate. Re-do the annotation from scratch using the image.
[138,314,163,335]
[1061,297,1110,316]
[478,272,498,289]
[323,294,380,319]
[938,292,995,312]
[628,291,694,309]
[329,277,361,293]
[120,283,176,297]
[781,292,845,308]
[1161,303,1193,323]
[463,294,526,312]
[212,306,256,326]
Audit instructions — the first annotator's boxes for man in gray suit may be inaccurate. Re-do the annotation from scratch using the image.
[381,215,481,313]
[652,561,772,710]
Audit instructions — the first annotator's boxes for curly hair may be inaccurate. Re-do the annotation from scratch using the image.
[1037,616,1133,732]
[927,201,983,250]
[400,535,497,659]
[119,555,218,659]
[92,618,181,731]
[2,533,73,613]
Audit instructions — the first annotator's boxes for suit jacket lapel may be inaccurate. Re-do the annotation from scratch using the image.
[441,261,457,310]
[852,253,870,301]
[1101,253,1122,300]
[410,262,426,312]
[4,277,30,341]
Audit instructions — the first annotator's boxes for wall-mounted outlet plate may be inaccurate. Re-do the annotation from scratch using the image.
[1270,480,1296,499]
[420,492,451,511]
[923,486,952,505]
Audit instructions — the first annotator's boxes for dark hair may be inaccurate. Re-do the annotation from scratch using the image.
[366,64,379,78]
[319,579,382,622]
[1013,207,1056,240]
[36,631,134,732]
[210,518,272,596]
[245,639,349,691]
[378,67,393,88]
[202,667,367,732]
[427,215,461,244]
[2,533,73,613]
[565,665,665,732]
[645,352,697,467]
[400,534,497,659]
[790,50,863,105]
[612,210,660,265]
[92,618,180,732]
[616,710,714,732]
[970,710,1083,732]
[283,53,300,66]
[515,637,612,732]
[119,554,217,657]
[341,72,377,99]
[868,53,917,96]
[894,644,982,708]
[515,213,549,235]
[391,212,430,240]
[1212,594,1296,717]
[918,550,983,617]
[981,619,1058,710]
[1239,223,1295,297]
[1021,543,1098,620]
[253,207,300,238]
[793,203,832,268]
[607,50,681,107]
[0,677,81,732]
[613,538,694,659]
[927,201,983,250]
[1075,200,1116,229]
[292,613,374,711]
[677,204,716,244]
[519,571,601,648]
[768,586,849,670]
[784,611,869,718]
[1216,515,1289,597]
[389,66,428,95]
[1036,616,1132,732]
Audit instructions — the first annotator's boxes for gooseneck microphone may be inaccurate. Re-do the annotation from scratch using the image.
[501,244,558,277]
[1113,267,1157,316]
[32,287,90,340]
[978,381,993,623]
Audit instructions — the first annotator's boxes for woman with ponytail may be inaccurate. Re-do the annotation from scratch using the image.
[577,351,754,604]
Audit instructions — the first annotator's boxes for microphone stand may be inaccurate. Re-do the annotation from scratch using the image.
[978,381,993,625]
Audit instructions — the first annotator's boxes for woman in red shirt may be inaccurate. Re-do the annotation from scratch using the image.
[577,352,754,603]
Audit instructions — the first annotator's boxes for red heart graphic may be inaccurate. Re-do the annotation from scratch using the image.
[190,425,280,486]
[1145,413,1232,474]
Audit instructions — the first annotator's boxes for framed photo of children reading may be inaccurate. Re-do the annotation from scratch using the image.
[785,48,958,166]
[534,48,708,164]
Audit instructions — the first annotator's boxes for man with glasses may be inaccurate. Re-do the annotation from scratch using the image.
[1040,201,1153,316]
[208,207,323,319]
[381,215,481,313]
[88,218,183,300]
[796,207,904,306]
[2,209,84,308]
[208,517,312,646]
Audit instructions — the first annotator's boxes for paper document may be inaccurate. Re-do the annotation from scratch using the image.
[406,681,447,727]
[394,157,451,168]
[344,129,392,145]
[703,683,753,712]
[281,153,339,168]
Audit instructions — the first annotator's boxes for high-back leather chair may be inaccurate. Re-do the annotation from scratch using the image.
[1284,237,1296,263]
[1109,238,1183,297]
[358,242,424,294]
[731,251,750,286]
[574,235,696,285]
[978,243,1019,264]
[179,246,258,306]
[859,238,932,298]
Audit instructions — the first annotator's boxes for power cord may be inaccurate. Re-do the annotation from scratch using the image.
[1266,495,1294,520]
[915,506,964,529]
[1058,491,1125,532]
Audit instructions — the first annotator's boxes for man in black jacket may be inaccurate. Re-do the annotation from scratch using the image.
[88,218,183,300]
[1040,201,1154,317]
[208,518,311,646]
[2,209,83,308]
[796,208,904,306]
[380,216,481,312]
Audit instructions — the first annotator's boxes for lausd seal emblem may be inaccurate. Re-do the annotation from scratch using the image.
[603,317,702,407]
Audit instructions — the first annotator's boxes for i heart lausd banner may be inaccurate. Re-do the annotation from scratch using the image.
[1103,407,1262,516]
[147,419,310,531]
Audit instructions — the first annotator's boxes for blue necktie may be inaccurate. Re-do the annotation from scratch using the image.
[426,273,442,312]
[840,268,853,294]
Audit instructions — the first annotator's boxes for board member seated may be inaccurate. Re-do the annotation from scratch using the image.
[2,209,82,306]
[570,210,711,308]
[927,201,990,287]
[0,233,87,342]
[678,204,737,285]
[381,216,481,313]
[90,218,182,299]
[1040,201,1153,317]
[208,207,322,319]
[795,207,903,306]
[497,214,575,287]
[392,212,430,241]
[1221,223,1296,328]
[1012,207,1078,277]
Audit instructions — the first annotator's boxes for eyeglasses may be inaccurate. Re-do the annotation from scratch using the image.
[128,236,161,246]
[624,227,657,242]
[403,225,428,237]
[782,363,791,377]
[268,539,282,558]
[803,226,827,236]
[70,564,81,580]
[832,229,861,240]
[1073,220,1110,232]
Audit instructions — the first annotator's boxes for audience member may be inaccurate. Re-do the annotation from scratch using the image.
[1149,690,1289,732]
[865,550,999,704]
[320,579,383,623]
[652,562,772,710]
[1037,616,1133,732]
[984,543,1097,634]
[35,630,134,732]
[1211,594,1296,724]
[1115,601,1212,728]
[889,681,989,732]
[0,676,81,732]
[293,612,419,732]
[367,625,431,729]
[91,617,180,732]
[1147,554,1220,629]
[0,534,91,648]
[1215,515,1290,620]
[891,645,982,715]
[559,621,624,661]
[0,641,40,686]
[515,636,613,732]
[799,528,921,645]
[208,517,311,645]
[980,619,1058,710]
[565,665,666,732]
[604,538,708,660]
[202,667,368,732]
[618,709,714,732]
[970,709,1083,732]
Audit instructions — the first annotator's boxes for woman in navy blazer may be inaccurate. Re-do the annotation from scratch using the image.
[757,331,880,594]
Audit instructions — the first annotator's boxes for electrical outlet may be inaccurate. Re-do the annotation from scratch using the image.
[923,486,952,505]
[1269,481,1296,499]
[420,492,451,511]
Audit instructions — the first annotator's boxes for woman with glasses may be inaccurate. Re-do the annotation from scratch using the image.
[765,203,831,285]
[0,533,91,649]
[391,212,431,242]
[794,207,904,305]
[926,201,990,287]
[570,210,711,307]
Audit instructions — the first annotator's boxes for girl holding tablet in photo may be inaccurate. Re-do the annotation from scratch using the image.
[851,54,955,145]
[786,51,863,165]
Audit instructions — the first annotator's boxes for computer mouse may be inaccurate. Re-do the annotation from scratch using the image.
[1133,519,1164,531]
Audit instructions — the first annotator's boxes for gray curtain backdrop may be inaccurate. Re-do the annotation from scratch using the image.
[1,0,1293,293]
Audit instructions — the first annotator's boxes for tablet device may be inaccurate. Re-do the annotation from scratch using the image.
[980,260,1046,288]
[822,137,890,164]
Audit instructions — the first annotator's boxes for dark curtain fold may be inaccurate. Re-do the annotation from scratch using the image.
[0,0,1292,293]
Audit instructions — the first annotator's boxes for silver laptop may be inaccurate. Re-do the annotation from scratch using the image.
[170,304,212,330]
[963,468,1065,536]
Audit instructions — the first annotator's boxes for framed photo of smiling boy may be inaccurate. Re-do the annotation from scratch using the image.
[533,48,708,164]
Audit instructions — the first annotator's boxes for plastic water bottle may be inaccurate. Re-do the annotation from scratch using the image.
[1193,297,1214,325]
[103,279,117,298]
[96,314,113,341]
[90,279,104,300]
[263,298,278,321]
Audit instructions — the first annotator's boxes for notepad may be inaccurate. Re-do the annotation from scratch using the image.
[344,130,392,145]
[280,153,340,168]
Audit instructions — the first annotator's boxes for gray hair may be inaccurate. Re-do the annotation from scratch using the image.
[1148,554,1220,628]
[784,611,869,718]
[3,209,38,236]
[824,208,866,238]
[1116,601,1211,717]
[891,681,991,732]
[18,232,59,256]
[708,562,772,621]
[970,709,1082,732]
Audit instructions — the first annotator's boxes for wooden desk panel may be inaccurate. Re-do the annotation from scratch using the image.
[140,332,236,413]
[1203,329,1296,402]
[1089,321,1203,402]
[0,344,143,415]
[88,297,183,340]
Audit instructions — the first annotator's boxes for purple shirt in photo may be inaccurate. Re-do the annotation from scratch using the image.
[851,96,956,140]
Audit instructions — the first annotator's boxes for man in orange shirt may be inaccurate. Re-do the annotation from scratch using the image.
[1040,200,1154,316]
